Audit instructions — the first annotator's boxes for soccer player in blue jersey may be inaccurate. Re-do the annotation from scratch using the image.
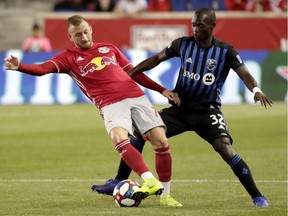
[92,7,272,207]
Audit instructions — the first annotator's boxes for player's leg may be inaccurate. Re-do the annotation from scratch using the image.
[130,96,181,205]
[92,106,186,197]
[196,105,268,207]
[110,128,163,201]
[113,123,148,182]
[94,99,162,200]
[91,134,146,195]
[116,135,145,180]
[143,126,182,207]
[143,106,186,206]
[212,138,268,207]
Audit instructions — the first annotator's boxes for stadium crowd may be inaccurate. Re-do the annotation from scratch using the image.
[0,0,286,12]
[51,0,287,13]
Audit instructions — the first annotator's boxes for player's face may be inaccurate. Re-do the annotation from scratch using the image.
[68,21,93,50]
[192,13,214,43]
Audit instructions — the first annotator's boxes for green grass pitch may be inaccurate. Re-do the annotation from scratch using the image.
[0,103,286,216]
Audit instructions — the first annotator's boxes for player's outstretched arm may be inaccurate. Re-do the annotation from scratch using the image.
[4,55,57,76]
[236,66,273,109]
[128,49,168,77]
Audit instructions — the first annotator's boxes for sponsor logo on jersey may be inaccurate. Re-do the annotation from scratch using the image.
[183,70,216,86]
[79,56,117,77]
[202,73,215,85]
[183,70,200,80]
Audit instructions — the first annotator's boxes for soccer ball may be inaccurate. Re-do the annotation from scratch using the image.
[113,179,142,207]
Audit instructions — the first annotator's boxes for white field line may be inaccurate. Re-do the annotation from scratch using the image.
[0,179,287,183]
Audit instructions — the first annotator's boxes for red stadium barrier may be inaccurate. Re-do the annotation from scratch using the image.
[43,12,287,51]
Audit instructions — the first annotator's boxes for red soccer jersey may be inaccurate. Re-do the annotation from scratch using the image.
[50,42,145,109]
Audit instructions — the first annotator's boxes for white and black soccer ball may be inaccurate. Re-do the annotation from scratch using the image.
[113,179,142,207]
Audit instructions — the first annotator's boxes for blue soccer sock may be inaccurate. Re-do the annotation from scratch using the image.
[229,154,262,199]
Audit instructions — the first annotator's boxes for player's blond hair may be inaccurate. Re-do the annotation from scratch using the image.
[67,15,88,28]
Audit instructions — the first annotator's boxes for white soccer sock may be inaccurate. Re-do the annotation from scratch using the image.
[160,181,171,197]
[140,171,154,180]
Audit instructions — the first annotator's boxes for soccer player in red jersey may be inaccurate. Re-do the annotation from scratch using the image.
[4,15,182,207]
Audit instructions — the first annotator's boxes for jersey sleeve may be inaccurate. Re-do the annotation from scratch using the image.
[132,73,166,93]
[226,47,245,71]
[111,45,132,71]
[18,61,57,76]
[50,50,71,73]
[164,37,182,58]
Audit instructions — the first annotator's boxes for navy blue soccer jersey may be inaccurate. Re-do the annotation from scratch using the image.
[165,36,245,106]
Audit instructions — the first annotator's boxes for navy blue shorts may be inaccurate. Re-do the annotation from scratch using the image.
[159,104,233,145]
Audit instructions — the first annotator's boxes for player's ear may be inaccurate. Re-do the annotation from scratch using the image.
[67,32,73,41]
[211,22,216,31]
[90,25,93,34]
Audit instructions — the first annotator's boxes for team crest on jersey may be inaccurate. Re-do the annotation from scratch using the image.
[206,59,217,71]
[98,46,110,54]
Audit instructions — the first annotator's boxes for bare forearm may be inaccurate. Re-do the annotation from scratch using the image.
[130,56,160,76]
[236,66,258,92]
[129,49,168,76]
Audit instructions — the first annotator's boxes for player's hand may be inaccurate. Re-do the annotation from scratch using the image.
[254,92,273,109]
[162,90,181,106]
[4,55,19,71]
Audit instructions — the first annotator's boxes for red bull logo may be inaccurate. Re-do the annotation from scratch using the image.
[79,56,117,77]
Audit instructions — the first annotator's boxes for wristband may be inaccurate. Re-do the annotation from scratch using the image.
[253,87,263,94]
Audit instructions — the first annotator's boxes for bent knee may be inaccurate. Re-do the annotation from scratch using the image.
[149,135,169,148]
[212,137,233,154]
[109,127,129,145]
[156,137,169,148]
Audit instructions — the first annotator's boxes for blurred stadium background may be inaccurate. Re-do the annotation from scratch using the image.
[0,0,287,105]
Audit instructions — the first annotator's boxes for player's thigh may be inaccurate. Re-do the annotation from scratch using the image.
[131,96,165,135]
[101,99,133,135]
[159,106,188,138]
[194,108,232,144]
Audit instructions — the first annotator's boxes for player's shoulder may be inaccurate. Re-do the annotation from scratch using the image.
[177,36,194,43]
[213,38,233,49]
[169,36,194,48]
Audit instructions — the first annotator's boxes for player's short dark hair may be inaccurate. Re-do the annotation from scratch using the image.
[67,15,88,28]
[195,7,216,24]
